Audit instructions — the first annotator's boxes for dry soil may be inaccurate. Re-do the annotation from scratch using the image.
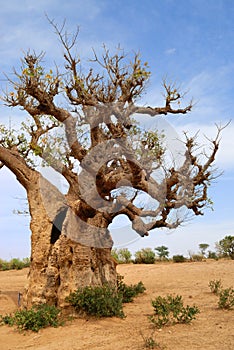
[0,260,234,349]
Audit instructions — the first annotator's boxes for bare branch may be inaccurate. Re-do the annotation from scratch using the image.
[1,22,224,242]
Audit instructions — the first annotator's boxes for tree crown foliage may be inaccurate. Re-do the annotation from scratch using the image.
[216,235,234,260]
[0,19,224,240]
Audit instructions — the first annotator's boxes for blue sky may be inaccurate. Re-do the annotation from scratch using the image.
[0,0,234,259]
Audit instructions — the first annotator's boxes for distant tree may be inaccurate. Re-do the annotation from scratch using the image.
[111,248,119,263]
[207,251,218,260]
[216,236,234,260]
[118,248,132,263]
[134,248,156,264]
[190,254,203,262]
[155,246,169,260]
[199,243,209,257]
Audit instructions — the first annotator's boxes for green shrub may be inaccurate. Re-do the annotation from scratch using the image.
[149,295,200,328]
[134,248,155,264]
[67,276,146,318]
[172,255,186,263]
[140,331,165,349]
[67,284,125,318]
[209,279,223,295]
[207,251,219,260]
[9,258,25,270]
[117,274,145,303]
[0,259,10,271]
[0,304,61,332]
[154,246,169,261]
[22,257,30,268]
[111,248,120,263]
[111,248,132,264]
[0,257,30,271]
[216,235,234,260]
[118,248,132,264]
[218,288,234,309]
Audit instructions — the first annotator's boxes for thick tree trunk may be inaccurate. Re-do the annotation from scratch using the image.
[23,175,117,309]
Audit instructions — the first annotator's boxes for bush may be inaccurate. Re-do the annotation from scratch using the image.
[111,248,132,264]
[22,257,30,268]
[134,248,155,264]
[190,254,203,262]
[207,251,219,260]
[149,295,200,328]
[9,258,25,270]
[208,279,234,310]
[172,255,186,263]
[218,288,234,309]
[67,276,146,318]
[0,259,10,271]
[111,248,120,263]
[117,248,132,264]
[67,284,124,318]
[0,257,30,271]
[117,274,145,303]
[140,331,165,349]
[0,304,61,332]
[209,279,223,295]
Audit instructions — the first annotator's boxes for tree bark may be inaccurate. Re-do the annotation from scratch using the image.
[23,174,117,309]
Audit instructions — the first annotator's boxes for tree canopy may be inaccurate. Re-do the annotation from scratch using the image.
[0,20,223,245]
[216,236,234,260]
[155,246,169,260]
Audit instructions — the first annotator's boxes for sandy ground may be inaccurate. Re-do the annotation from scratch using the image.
[0,260,234,350]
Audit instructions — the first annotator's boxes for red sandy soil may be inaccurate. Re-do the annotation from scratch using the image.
[0,260,234,349]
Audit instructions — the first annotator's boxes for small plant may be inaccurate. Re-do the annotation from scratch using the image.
[143,337,165,349]
[149,295,199,328]
[0,315,15,327]
[67,284,125,318]
[218,288,234,309]
[172,255,186,263]
[117,274,145,303]
[140,331,165,349]
[209,279,222,295]
[0,304,61,332]
[208,279,234,309]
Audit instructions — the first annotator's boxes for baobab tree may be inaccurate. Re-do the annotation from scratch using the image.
[0,21,222,308]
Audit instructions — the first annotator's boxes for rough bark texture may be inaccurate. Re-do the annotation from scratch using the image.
[24,175,117,308]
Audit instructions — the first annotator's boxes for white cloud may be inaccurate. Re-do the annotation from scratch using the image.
[184,65,234,121]
[0,1,105,66]
[165,48,176,55]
